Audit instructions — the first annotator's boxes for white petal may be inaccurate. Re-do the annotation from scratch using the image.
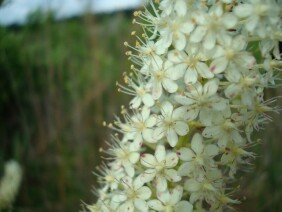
[246,16,259,32]
[148,200,164,211]
[151,55,163,70]
[222,13,237,29]
[167,128,178,147]
[161,101,173,117]
[118,201,134,212]
[191,133,204,154]
[199,109,213,126]
[190,193,200,204]
[157,190,170,204]
[155,145,166,162]
[211,98,228,111]
[167,63,186,80]
[124,162,135,177]
[152,81,163,100]
[225,84,241,98]
[140,154,157,168]
[168,50,183,63]
[210,57,228,74]
[211,3,223,17]
[175,0,187,16]
[134,176,145,190]
[196,62,213,79]
[172,106,188,120]
[143,129,154,143]
[237,53,256,69]
[177,162,193,176]
[242,90,253,106]
[170,186,183,204]
[190,26,207,43]
[203,31,216,50]
[202,126,220,138]
[156,176,167,192]
[162,78,178,93]
[153,127,165,140]
[204,144,219,157]
[234,4,253,18]
[175,201,193,212]
[203,79,219,96]
[159,31,173,48]
[174,121,189,136]
[177,148,194,161]
[141,106,150,120]
[184,179,201,192]
[181,21,195,34]
[129,152,140,164]
[186,109,199,121]
[134,199,148,212]
[175,95,194,106]
[140,170,156,183]
[165,152,179,168]
[137,186,152,200]
[232,35,247,51]
[130,96,141,109]
[165,169,181,182]
[184,67,198,84]
[173,32,186,50]
[145,116,157,127]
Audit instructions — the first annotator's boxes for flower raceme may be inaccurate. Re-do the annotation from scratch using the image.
[86,0,281,211]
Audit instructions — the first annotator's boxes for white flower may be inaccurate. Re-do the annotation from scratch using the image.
[175,79,228,126]
[177,133,219,177]
[190,3,237,49]
[260,34,281,60]
[95,162,125,191]
[209,35,256,74]
[184,169,223,204]
[202,117,243,148]
[87,198,113,212]
[118,75,155,109]
[140,145,181,192]
[153,101,189,147]
[115,176,152,212]
[224,68,261,106]
[156,14,195,50]
[148,58,179,99]
[148,186,193,212]
[108,140,140,177]
[88,0,281,210]
[167,44,214,84]
[220,140,255,177]
[234,0,280,37]
[128,106,157,145]
[160,0,188,16]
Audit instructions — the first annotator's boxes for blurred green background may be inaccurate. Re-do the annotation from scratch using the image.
[0,7,281,212]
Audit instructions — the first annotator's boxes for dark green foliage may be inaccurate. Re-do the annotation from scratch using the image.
[0,12,135,210]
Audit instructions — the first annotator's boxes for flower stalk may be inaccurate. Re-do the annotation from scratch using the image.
[86,0,281,211]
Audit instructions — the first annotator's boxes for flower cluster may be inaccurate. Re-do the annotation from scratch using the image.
[87,0,281,211]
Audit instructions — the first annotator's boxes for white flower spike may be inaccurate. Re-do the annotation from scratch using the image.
[86,0,282,211]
